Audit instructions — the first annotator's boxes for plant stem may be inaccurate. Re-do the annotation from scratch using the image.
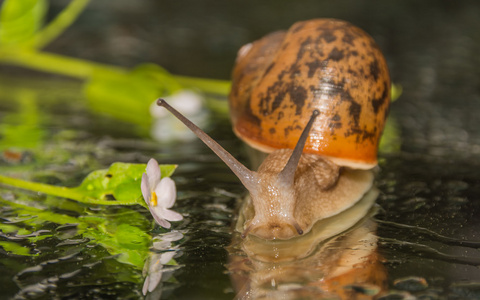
[0,49,230,96]
[28,0,92,49]
[0,175,135,206]
[0,49,125,79]
[174,75,231,96]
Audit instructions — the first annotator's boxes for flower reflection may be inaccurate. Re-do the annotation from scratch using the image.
[141,158,183,228]
[143,231,184,296]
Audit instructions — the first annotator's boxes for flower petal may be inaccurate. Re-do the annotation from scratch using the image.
[159,231,184,242]
[147,263,163,293]
[161,208,183,222]
[141,173,151,204]
[154,216,172,229]
[147,272,162,293]
[155,177,177,209]
[153,240,172,250]
[148,204,170,228]
[146,158,161,188]
[142,275,149,295]
[159,251,176,264]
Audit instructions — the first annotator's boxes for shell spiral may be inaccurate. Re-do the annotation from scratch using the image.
[229,19,390,169]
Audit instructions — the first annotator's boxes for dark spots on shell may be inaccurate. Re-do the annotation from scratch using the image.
[318,28,337,43]
[306,59,326,78]
[259,78,307,116]
[344,127,375,144]
[342,31,356,46]
[358,67,365,76]
[348,100,362,127]
[286,83,308,115]
[281,42,290,51]
[292,23,306,33]
[269,128,276,134]
[361,128,376,142]
[329,114,342,130]
[296,36,312,62]
[271,87,285,114]
[284,123,303,137]
[369,59,380,81]
[263,62,275,78]
[277,111,284,120]
[328,47,344,61]
[329,122,342,130]
[288,63,302,79]
[242,95,262,127]
[371,81,389,114]
[277,69,288,81]
[284,125,293,137]
[347,68,358,76]
[350,50,359,57]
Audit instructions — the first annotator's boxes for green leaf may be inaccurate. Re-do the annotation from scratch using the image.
[83,213,152,269]
[0,90,45,150]
[379,117,401,154]
[115,224,150,250]
[0,223,21,234]
[85,64,182,127]
[0,0,48,46]
[391,83,403,102]
[73,162,177,206]
[0,195,80,226]
[0,241,35,256]
[0,162,176,206]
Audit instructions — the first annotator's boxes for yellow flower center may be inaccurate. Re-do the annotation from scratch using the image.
[150,191,158,206]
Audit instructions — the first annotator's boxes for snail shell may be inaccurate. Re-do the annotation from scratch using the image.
[229,18,390,169]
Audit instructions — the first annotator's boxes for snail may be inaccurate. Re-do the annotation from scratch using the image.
[157,18,390,240]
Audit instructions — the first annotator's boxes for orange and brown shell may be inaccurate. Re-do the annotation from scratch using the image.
[229,19,390,169]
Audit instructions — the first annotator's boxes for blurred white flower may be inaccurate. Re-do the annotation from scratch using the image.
[141,158,183,228]
[150,90,203,118]
[149,90,208,142]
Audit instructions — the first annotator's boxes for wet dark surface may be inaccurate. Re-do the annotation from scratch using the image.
[1,0,480,299]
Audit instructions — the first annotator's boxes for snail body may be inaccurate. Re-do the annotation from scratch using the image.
[157,18,390,240]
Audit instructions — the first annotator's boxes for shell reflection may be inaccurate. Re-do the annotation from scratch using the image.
[227,187,386,299]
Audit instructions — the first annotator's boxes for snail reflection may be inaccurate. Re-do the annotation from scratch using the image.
[154,17,390,298]
[227,185,385,299]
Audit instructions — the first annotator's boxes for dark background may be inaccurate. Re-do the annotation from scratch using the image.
[2,0,480,298]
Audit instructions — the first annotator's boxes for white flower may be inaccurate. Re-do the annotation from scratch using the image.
[141,158,183,228]
[142,251,177,295]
